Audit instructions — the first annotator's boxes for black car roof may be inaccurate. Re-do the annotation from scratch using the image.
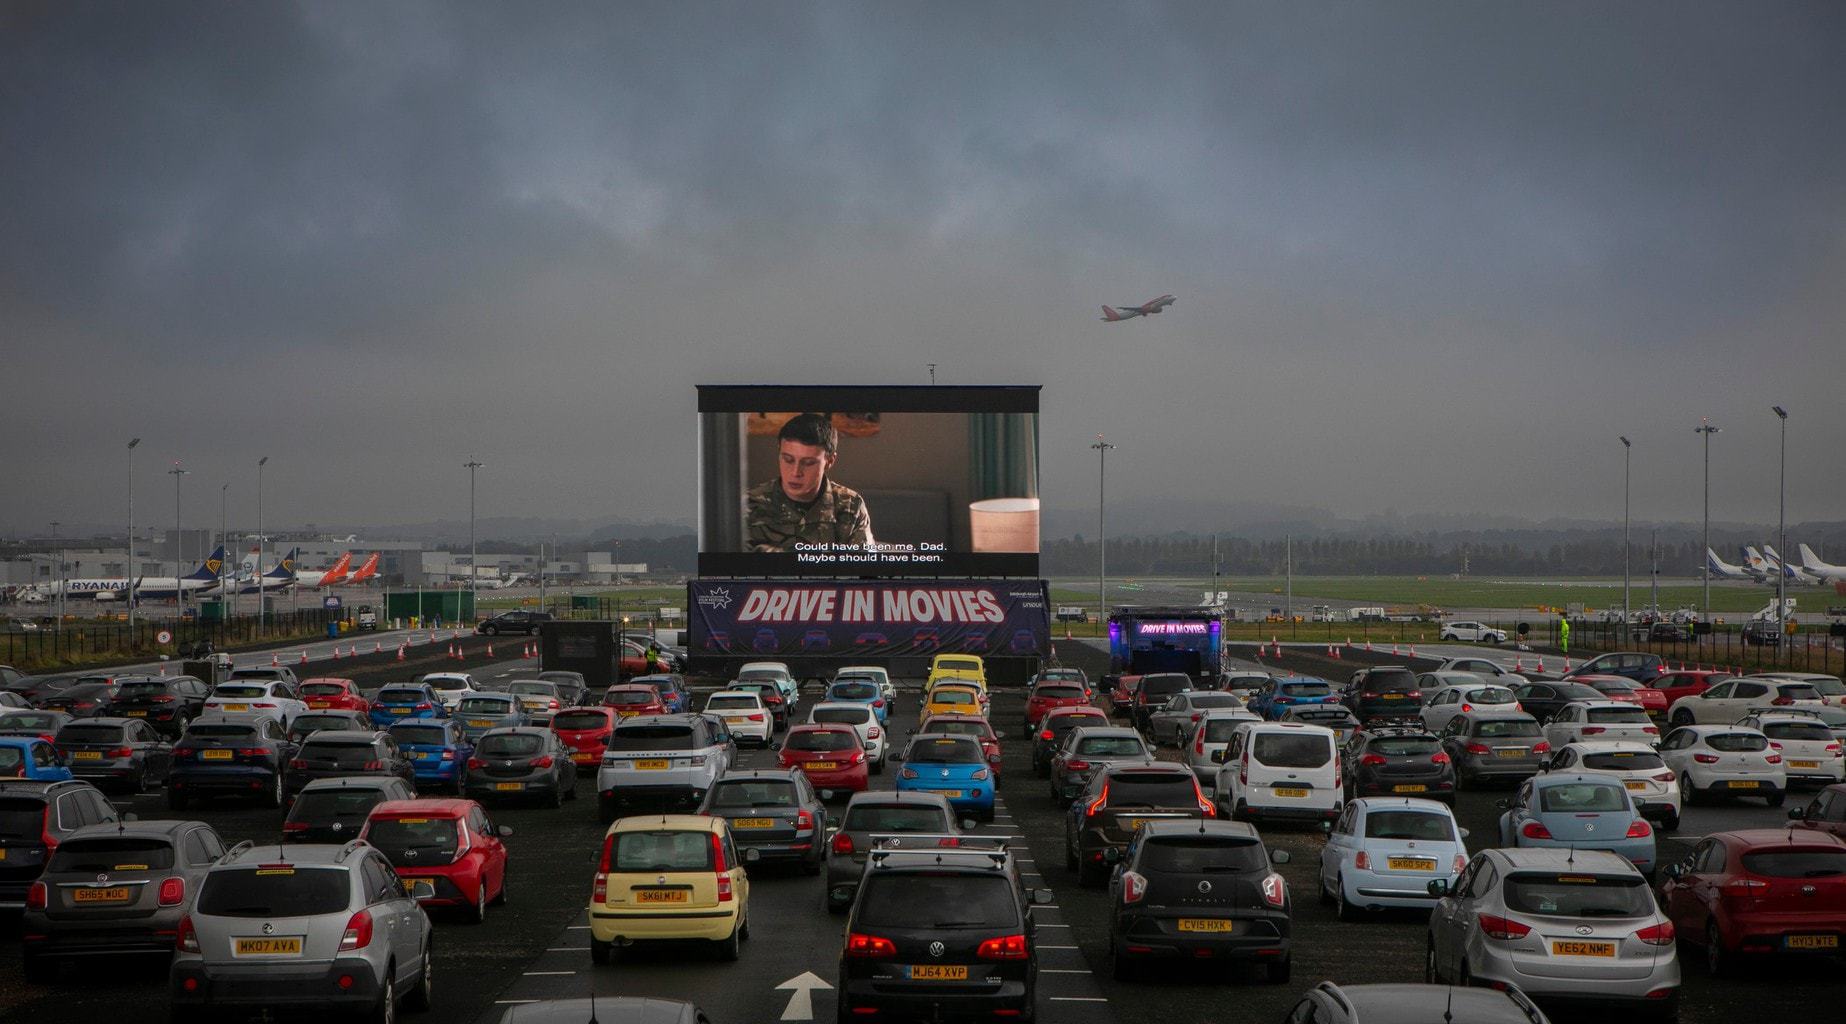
[843,790,954,807]
[1139,818,1259,840]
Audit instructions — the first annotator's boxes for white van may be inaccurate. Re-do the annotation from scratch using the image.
[1211,721,1342,824]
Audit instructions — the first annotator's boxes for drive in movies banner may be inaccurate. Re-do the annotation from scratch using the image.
[690,579,1050,658]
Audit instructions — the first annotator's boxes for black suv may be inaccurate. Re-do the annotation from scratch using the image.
[1343,667,1423,724]
[1066,762,1212,887]
[100,675,212,737]
[1341,727,1456,803]
[837,837,1052,1021]
[477,610,554,636]
[0,779,121,909]
[1132,673,1194,735]
[283,731,417,801]
[1105,818,1293,982]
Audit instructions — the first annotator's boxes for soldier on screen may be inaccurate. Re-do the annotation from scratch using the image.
[745,413,874,552]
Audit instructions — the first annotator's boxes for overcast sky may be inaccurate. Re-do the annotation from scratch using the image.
[4,1,1843,539]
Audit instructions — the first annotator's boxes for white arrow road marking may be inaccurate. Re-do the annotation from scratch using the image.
[776,970,834,1021]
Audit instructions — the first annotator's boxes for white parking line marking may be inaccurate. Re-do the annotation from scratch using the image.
[495,1000,541,1005]
[1050,996,1110,1002]
[567,925,590,930]
[1041,969,1091,974]
[522,970,576,976]
[1038,923,1071,928]
[1040,945,1079,949]
[545,947,580,951]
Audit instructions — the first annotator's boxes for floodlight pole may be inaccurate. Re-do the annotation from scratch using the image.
[170,463,189,620]
[257,456,268,634]
[465,459,483,624]
[1695,420,1719,624]
[1620,437,1631,632]
[1774,406,1788,629]
[127,438,141,640]
[1090,436,1115,627]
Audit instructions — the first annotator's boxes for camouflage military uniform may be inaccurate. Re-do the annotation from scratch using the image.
[746,477,873,552]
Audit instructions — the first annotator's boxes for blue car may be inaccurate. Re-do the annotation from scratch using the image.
[1251,675,1339,720]
[825,678,888,724]
[0,737,73,782]
[388,719,474,794]
[1497,772,1657,876]
[630,673,689,714]
[895,733,995,822]
[369,683,448,727]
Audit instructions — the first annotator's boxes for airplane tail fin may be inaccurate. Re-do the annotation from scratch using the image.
[320,552,352,585]
[265,548,300,579]
[349,552,380,583]
[1100,305,1124,321]
[187,546,227,581]
[1799,543,1827,571]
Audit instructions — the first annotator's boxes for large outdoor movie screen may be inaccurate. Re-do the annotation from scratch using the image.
[698,385,1040,578]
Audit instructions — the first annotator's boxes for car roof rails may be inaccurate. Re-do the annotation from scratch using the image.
[333,838,372,863]
[1737,706,1823,722]
[868,836,1010,871]
[220,840,257,864]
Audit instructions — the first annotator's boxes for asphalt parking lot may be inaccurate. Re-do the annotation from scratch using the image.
[0,638,1839,1023]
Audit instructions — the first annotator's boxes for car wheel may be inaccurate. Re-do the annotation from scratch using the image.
[715,920,741,962]
[470,882,488,924]
[590,938,613,965]
[482,625,498,636]
[564,774,579,801]
[551,782,565,809]
[1765,790,1785,808]
[1109,937,1137,981]
[1424,937,1441,983]
[368,970,396,1024]
[740,910,751,941]
[405,940,433,1012]
[1318,871,1335,907]
[1335,876,1360,922]
[1660,811,1680,832]
[265,771,284,809]
[1442,633,1456,642]
[1670,708,1694,728]
[166,787,189,811]
[1679,774,1700,807]
[1706,920,1729,977]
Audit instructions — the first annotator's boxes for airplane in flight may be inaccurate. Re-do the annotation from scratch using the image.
[346,552,381,585]
[1099,295,1176,321]
[1706,548,1761,582]
[1763,544,1823,586]
[296,552,353,589]
[1798,544,1846,584]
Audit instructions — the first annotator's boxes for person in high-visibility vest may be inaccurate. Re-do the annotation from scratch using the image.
[1559,615,1570,655]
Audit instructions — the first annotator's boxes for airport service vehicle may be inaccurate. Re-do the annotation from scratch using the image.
[1666,678,1825,728]
[1441,621,1508,644]
[466,727,576,807]
[19,818,224,981]
[837,836,1048,1021]
[201,681,306,729]
[807,701,886,769]
[696,769,827,874]
[505,680,572,723]
[1427,849,1679,1016]
[823,677,888,725]
[1543,742,1680,829]
[455,693,530,742]
[1035,706,1110,776]
[919,683,984,728]
[284,732,416,801]
[1790,783,1846,839]
[0,737,72,781]
[596,714,732,821]
[1440,711,1549,788]
[54,718,172,792]
[1345,667,1426,725]
[1250,676,1339,720]
[1108,606,1222,683]
[368,684,448,727]
[0,779,119,910]
[1343,728,1455,803]
[167,716,296,809]
[1498,773,1657,875]
[822,791,964,913]
[389,719,474,794]
[101,675,212,736]
[299,678,368,714]
[778,723,871,795]
[1214,722,1342,824]
[168,841,435,1021]
[363,798,511,923]
[1543,701,1661,749]
[1659,830,1846,977]
[1288,983,1551,1024]
[1319,798,1467,918]
[1182,707,1263,780]
[477,610,553,636]
[1419,681,1521,733]
[1736,711,1845,786]
[1660,725,1787,807]
[1129,672,1194,735]
[1023,679,1090,730]
[588,814,755,964]
[1067,761,1214,886]
[1433,657,1528,684]
[1568,652,1667,686]
[417,672,480,712]
[704,691,773,747]
[1109,818,1293,981]
[1512,682,1610,725]
[1050,726,1155,804]
[896,734,996,821]
[283,776,417,843]
[288,711,373,744]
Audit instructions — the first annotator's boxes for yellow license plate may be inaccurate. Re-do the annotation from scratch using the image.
[307,701,330,709]
[73,751,104,761]
[1124,818,1154,831]
[234,936,303,957]
[571,752,596,763]
[1273,787,1309,798]
[733,818,775,829]
[73,887,132,903]
[934,789,964,798]
[1382,694,1406,700]
[725,715,748,724]
[1727,780,1760,789]
[468,719,494,727]
[806,761,839,770]
[1551,940,1615,958]
[1624,781,1647,791]
[222,704,249,712]
[1787,934,1840,950]
[635,889,688,904]
[0,849,7,860]
[616,710,639,717]
[494,782,523,791]
[1176,918,1233,933]
[1790,760,1820,768]
[1387,857,1437,872]
[635,759,670,770]
[1392,784,1427,793]
[391,707,411,715]
[1494,748,1526,758]
[909,965,970,980]
[124,710,147,717]
[201,749,234,760]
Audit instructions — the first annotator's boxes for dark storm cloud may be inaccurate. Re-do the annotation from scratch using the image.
[3,1,1842,535]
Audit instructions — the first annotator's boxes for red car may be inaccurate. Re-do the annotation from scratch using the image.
[1024,680,1091,729]
[1106,674,1144,718]
[777,724,869,794]
[1574,674,1667,716]
[551,707,620,769]
[299,677,367,713]
[601,685,666,720]
[362,798,511,922]
[1790,784,1846,840]
[919,713,1004,777]
[1658,829,1846,974]
[1652,669,1735,707]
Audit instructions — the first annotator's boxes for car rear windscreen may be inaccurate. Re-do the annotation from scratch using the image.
[1035,686,1085,700]
[390,725,451,746]
[1141,675,1190,696]
[708,779,798,809]
[1280,681,1332,697]
[377,689,426,703]
[855,873,1015,930]
[1469,687,1517,703]
[828,683,878,701]
[184,724,259,740]
[609,724,695,752]
[1190,694,1243,709]
[114,681,171,699]
[706,695,758,710]
[213,686,266,698]
[613,830,713,871]
[1502,873,1652,917]
[299,739,379,765]
[57,724,127,744]
[458,697,515,714]
[291,789,387,819]
[1251,733,1331,768]
[788,729,860,752]
[1707,733,1769,752]
[0,798,47,840]
[1139,836,1267,873]
[1203,719,1248,742]
[812,707,871,725]
[49,836,176,872]
[1587,707,1651,723]
[931,689,977,705]
[1538,783,1627,812]
[366,818,461,862]
[842,803,949,832]
[1104,773,1197,807]
[300,683,348,697]
[552,711,609,731]
[605,690,657,706]
[1581,750,1665,771]
[508,683,556,696]
[1762,722,1833,742]
[1740,849,1846,878]
[1074,736,1146,758]
[1780,684,1822,702]
[477,733,544,756]
[1364,810,1453,841]
[1368,736,1440,757]
[907,736,984,763]
[197,867,350,917]
[1474,719,1541,739]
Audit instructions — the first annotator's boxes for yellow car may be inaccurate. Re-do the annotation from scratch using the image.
[926,654,987,688]
[920,682,985,727]
[588,814,755,964]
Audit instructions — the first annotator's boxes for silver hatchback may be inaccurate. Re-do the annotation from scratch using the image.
[170,840,434,1020]
[1426,848,1678,1016]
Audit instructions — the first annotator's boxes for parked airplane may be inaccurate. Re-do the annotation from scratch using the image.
[296,552,353,589]
[1763,544,1822,585]
[30,546,229,602]
[1798,544,1846,584]
[1742,546,1774,580]
[1706,548,1761,582]
[1099,295,1176,321]
[236,547,299,595]
[346,552,380,585]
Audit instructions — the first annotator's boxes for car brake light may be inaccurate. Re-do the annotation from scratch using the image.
[594,834,613,902]
[868,726,881,739]
[1652,771,1675,782]
[1643,726,1659,735]
[1693,752,1720,764]
[1765,754,1783,765]
[747,713,764,722]
[1452,854,1467,874]
[1626,819,1652,838]
[1461,703,1474,713]
[339,910,375,953]
[104,746,133,759]
[1531,742,1550,754]
[415,703,432,711]
[1260,873,1286,908]
[832,831,855,855]
[1064,759,1090,771]
[468,757,487,770]
[1040,730,1054,741]
[1087,785,1109,818]
[1466,743,1491,755]
[977,934,1029,960]
[26,881,46,911]
[1521,821,1553,840]
[1431,751,1451,765]
[290,759,308,770]
[1354,850,1370,870]
[158,877,185,907]
[1478,914,1531,940]
[1582,727,1606,736]
[1360,754,1387,767]
[795,809,815,833]
[176,914,200,953]
[872,700,885,709]
[1635,922,1675,946]
[1193,782,1216,818]
[529,755,554,768]
[712,833,733,902]
[846,932,897,958]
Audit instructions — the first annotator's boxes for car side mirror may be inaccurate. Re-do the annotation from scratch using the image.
[1319,821,1332,834]
[1662,864,1683,880]
[1270,849,1291,865]
[1211,749,1228,764]
[743,847,763,865]
[1788,807,1808,820]
[960,818,978,831]
[1494,799,1510,810]
[994,731,1006,740]
[1030,888,1055,905]
[1426,878,1449,897]
[1102,847,1121,864]
[1458,827,1470,839]
[497,825,515,837]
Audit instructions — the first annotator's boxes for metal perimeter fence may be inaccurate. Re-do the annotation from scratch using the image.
[2,609,336,671]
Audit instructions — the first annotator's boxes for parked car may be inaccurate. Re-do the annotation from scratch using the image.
[1108,819,1293,981]
[823,791,967,914]
[1432,657,1527,684]
[53,717,172,792]
[1249,676,1339,720]
[1146,691,1247,748]
[1497,773,1657,876]
[1066,761,1213,886]
[777,723,871,796]
[0,779,121,910]
[166,715,296,809]
[1510,681,1608,724]
[100,675,211,736]
[1440,621,1507,644]
[1658,829,1846,977]
[477,610,554,636]
[806,701,887,770]
[1318,798,1466,919]
[1660,724,1788,808]
[1789,782,1846,838]
[596,714,732,821]
[1343,727,1455,803]
[41,681,122,719]
[1419,680,1521,733]
[389,718,475,794]
[895,733,996,822]
[1049,726,1155,804]
[201,680,306,728]
[1129,673,1194,735]
[505,680,572,723]
[1666,677,1825,728]
[1543,741,1680,830]
[455,692,530,742]
[466,727,577,807]
[368,683,448,727]
[730,679,792,731]
[704,690,773,747]
[915,713,1003,776]
[1024,678,1092,731]
[1542,701,1661,749]
[1286,982,1550,1024]
[587,814,754,964]
[1180,707,1262,780]
[696,769,827,874]
[1034,706,1111,777]
[1574,675,1668,717]
[288,709,374,744]
[1567,652,1666,686]
[417,672,481,712]
[1750,672,1846,708]
[283,776,418,842]
[1212,721,1342,824]
[299,677,369,713]
[1735,711,1845,787]
[0,736,73,781]
[363,797,511,922]
[284,730,417,801]
[550,707,618,772]
[1439,711,1549,789]
[1651,669,1734,706]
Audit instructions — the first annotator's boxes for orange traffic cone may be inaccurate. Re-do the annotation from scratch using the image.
[1392,643,1400,656]
[526,642,536,659]
[1514,658,1523,672]
[1332,645,1341,659]
[300,650,309,666]
[158,664,166,676]
[374,641,382,654]
[271,653,279,667]
[1563,658,1572,672]
[486,643,495,658]
[1536,658,1546,672]
[332,646,342,660]
[396,645,406,662]
[1409,645,1418,659]
[1365,641,1373,653]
